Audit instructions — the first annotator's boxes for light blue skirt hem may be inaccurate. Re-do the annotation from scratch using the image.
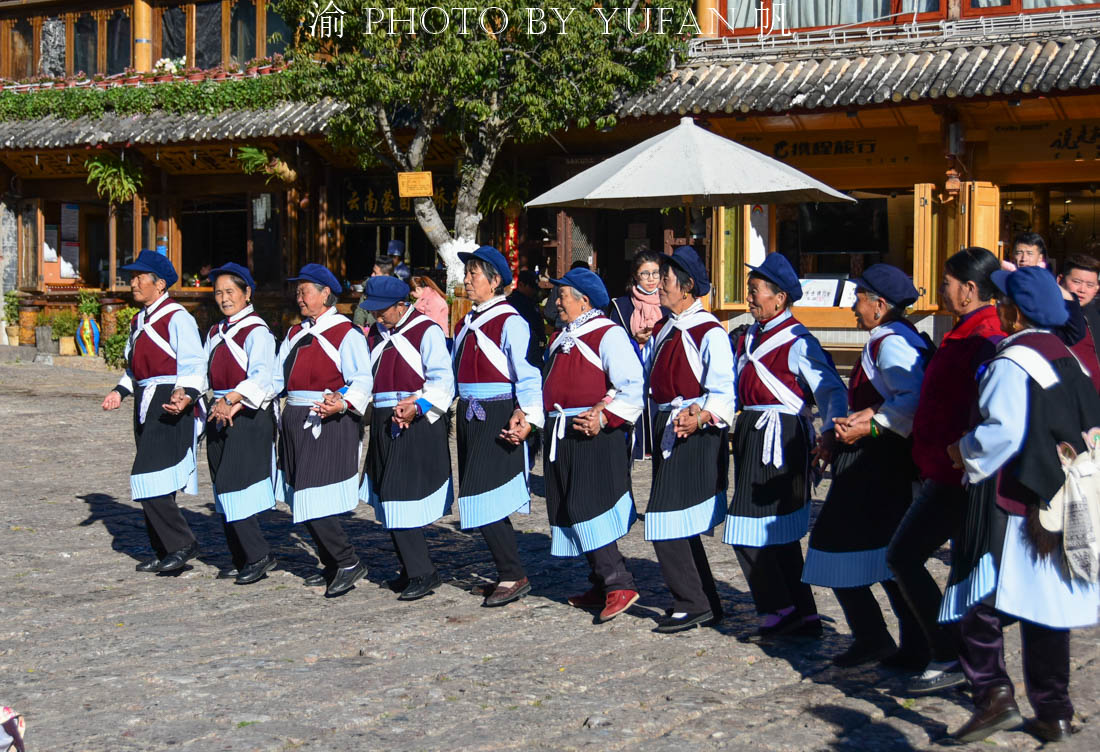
[370,478,454,529]
[283,475,359,524]
[550,492,637,557]
[802,545,893,588]
[938,553,997,624]
[131,449,196,501]
[458,472,530,529]
[644,493,726,541]
[722,504,810,548]
[214,476,276,522]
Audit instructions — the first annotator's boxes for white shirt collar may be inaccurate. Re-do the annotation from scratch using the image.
[472,295,507,313]
[226,304,255,325]
[669,300,703,321]
[145,292,170,314]
[308,306,338,326]
[760,309,793,332]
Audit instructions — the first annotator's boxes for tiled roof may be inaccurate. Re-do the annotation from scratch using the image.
[0,98,347,149]
[621,31,1100,117]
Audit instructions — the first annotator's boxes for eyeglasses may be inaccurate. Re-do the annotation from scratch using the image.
[637,270,660,279]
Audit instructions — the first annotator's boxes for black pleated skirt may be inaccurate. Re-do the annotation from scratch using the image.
[364,405,453,528]
[544,422,636,555]
[803,432,915,587]
[645,409,728,541]
[455,397,530,528]
[206,404,277,522]
[278,404,362,523]
[129,383,197,501]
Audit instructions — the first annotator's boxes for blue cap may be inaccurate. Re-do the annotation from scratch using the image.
[358,275,410,311]
[666,245,711,297]
[458,245,513,287]
[387,239,405,257]
[850,263,919,308]
[991,266,1069,328]
[209,262,256,292]
[747,253,802,303]
[121,249,178,288]
[549,268,610,309]
[287,263,343,295]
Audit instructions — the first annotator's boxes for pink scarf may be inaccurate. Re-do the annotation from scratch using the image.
[629,285,662,336]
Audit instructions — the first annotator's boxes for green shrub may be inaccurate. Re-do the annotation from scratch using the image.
[77,290,100,317]
[50,310,79,338]
[3,290,19,325]
[116,306,138,330]
[102,306,139,369]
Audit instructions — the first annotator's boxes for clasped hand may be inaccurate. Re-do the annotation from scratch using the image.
[499,409,532,445]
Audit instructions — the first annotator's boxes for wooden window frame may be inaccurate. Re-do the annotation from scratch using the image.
[960,1,1100,19]
[716,0,948,38]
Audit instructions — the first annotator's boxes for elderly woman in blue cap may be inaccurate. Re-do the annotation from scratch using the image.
[274,263,373,597]
[358,275,455,601]
[101,250,206,573]
[941,266,1100,744]
[644,246,736,633]
[543,268,645,623]
[801,264,932,667]
[452,245,544,607]
[202,262,278,585]
[726,252,847,642]
[387,239,412,284]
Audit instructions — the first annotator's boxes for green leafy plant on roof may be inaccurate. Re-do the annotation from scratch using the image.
[85,153,143,205]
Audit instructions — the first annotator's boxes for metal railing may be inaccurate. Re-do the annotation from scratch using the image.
[688,9,1100,61]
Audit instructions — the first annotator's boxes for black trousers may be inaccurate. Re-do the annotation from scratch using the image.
[886,479,965,662]
[834,580,926,655]
[653,535,721,614]
[141,493,196,557]
[734,540,817,616]
[960,604,1073,721]
[478,517,526,581]
[391,529,435,579]
[585,541,635,592]
[304,516,358,569]
[222,515,271,569]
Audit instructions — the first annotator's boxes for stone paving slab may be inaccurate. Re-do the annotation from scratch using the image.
[1,362,1098,751]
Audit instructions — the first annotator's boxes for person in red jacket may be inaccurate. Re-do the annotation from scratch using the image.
[886,247,1006,695]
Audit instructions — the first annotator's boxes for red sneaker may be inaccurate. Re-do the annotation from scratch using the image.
[599,589,640,622]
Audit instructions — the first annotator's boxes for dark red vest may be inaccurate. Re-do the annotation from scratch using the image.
[454,301,516,384]
[285,319,355,392]
[1069,320,1100,393]
[207,318,267,391]
[367,315,436,393]
[130,298,183,381]
[650,318,723,404]
[735,315,807,407]
[543,322,615,412]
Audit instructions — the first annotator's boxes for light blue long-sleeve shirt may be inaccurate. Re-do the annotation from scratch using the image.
[203,308,277,410]
[959,348,1031,484]
[273,306,374,415]
[117,292,206,396]
[867,324,928,438]
[599,323,645,424]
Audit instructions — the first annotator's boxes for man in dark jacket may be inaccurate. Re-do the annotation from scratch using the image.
[507,269,546,368]
[1059,253,1100,392]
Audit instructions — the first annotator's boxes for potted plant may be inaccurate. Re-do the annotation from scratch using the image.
[3,290,20,345]
[76,290,101,356]
[210,65,227,81]
[124,67,142,86]
[184,66,205,83]
[49,309,80,356]
[271,53,286,72]
[101,306,138,369]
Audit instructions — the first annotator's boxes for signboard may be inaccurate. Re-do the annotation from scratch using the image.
[795,279,839,307]
[397,171,434,198]
[736,128,917,170]
[988,120,1100,164]
[344,176,459,224]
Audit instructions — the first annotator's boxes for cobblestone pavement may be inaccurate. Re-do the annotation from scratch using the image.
[1,362,1098,751]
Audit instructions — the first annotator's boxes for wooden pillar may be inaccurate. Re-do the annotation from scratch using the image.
[107,204,117,291]
[1032,186,1050,243]
[697,0,720,37]
[133,1,153,72]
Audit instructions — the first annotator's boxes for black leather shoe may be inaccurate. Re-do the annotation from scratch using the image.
[235,554,276,585]
[303,569,330,587]
[654,610,714,634]
[216,567,239,580]
[398,571,443,601]
[135,556,162,572]
[155,541,200,572]
[1024,718,1074,743]
[791,616,824,639]
[951,685,1023,743]
[325,560,367,597]
[832,638,898,668]
[385,573,410,592]
[742,609,803,643]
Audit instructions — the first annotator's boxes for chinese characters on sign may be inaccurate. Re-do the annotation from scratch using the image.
[309,1,346,39]
[988,120,1100,164]
[344,177,459,223]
